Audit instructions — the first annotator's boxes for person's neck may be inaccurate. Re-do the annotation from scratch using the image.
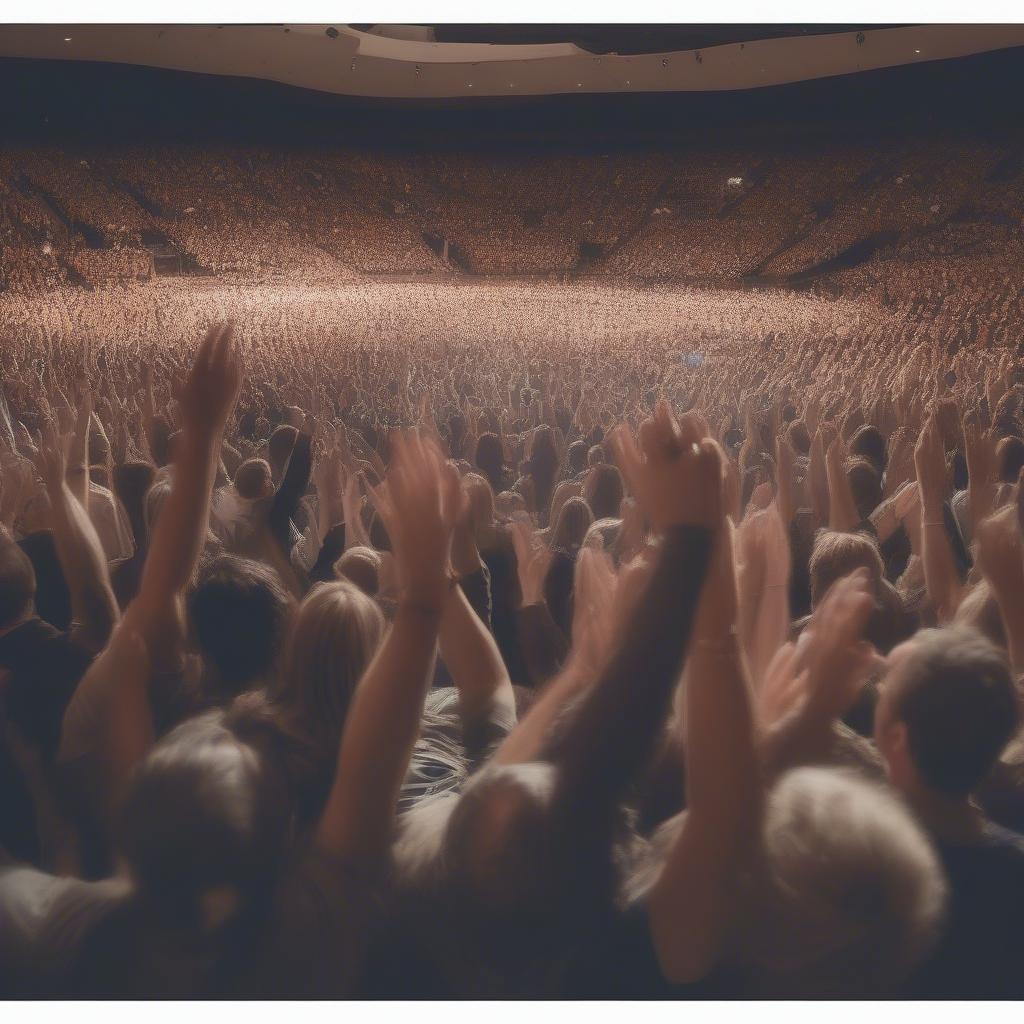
[905,784,986,844]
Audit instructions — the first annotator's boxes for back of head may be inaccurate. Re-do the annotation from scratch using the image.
[0,539,36,631]
[882,627,1019,798]
[846,456,883,520]
[441,764,572,973]
[463,471,496,532]
[996,435,1024,484]
[279,581,385,749]
[334,545,382,597]
[551,496,593,552]
[809,529,884,607]
[114,461,157,548]
[583,463,624,521]
[118,711,290,928]
[850,424,887,474]
[188,554,293,697]
[787,419,811,456]
[474,432,505,487]
[234,459,273,501]
[742,767,946,997]
[567,440,588,476]
[17,531,71,631]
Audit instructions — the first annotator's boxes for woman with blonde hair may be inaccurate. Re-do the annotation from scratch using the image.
[231,580,386,829]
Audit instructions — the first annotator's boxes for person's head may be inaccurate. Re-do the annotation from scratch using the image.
[495,490,527,519]
[188,555,294,699]
[809,530,884,607]
[18,531,71,632]
[846,457,883,521]
[874,627,1019,799]
[786,419,811,456]
[550,496,593,552]
[583,463,625,521]
[0,538,37,631]
[114,460,157,549]
[850,424,887,475]
[463,472,497,531]
[278,582,385,749]
[526,425,559,481]
[740,767,945,997]
[267,425,298,484]
[566,440,588,476]
[334,545,382,597]
[996,435,1024,484]
[474,433,506,491]
[118,711,291,931]
[587,443,606,468]
[234,458,274,501]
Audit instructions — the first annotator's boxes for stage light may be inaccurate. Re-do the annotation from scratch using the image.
[64,37,72,42]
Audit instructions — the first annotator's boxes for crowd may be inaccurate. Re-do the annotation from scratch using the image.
[3,137,1022,297]
[2,247,1024,998]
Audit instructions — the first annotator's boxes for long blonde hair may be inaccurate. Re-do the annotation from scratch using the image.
[277,581,385,748]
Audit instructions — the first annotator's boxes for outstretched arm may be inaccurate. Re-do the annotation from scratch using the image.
[133,324,240,640]
[316,432,459,863]
[545,404,721,820]
[647,523,761,985]
[38,427,119,653]
[915,416,963,623]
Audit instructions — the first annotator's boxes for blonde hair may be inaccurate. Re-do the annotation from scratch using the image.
[278,581,385,749]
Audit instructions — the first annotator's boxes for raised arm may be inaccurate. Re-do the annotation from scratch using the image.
[37,426,119,653]
[915,415,963,623]
[315,431,459,863]
[976,503,1024,678]
[545,403,721,819]
[268,428,313,556]
[647,521,761,985]
[133,324,241,658]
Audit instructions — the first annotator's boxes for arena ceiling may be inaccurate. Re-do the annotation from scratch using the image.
[1,24,1023,99]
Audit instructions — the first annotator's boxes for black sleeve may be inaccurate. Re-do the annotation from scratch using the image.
[515,602,569,688]
[545,526,714,820]
[268,432,312,555]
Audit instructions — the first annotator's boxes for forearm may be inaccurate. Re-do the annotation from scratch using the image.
[650,641,759,986]
[515,602,569,688]
[921,510,962,623]
[440,580,512,728]
[269,432,312,553]
[135,425,219,627]
[48,483,119,651]
[316,607,440,861]
[547,526,714,811]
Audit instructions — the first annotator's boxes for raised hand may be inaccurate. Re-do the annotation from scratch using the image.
[914,414,949,519]
[610,400,721,532]
[367,431,460,610]
[178,323,241,436]
[800,569,880,722]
